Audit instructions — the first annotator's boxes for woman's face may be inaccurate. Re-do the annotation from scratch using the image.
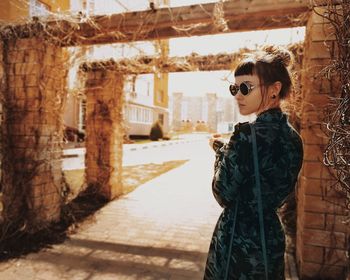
[234,74,263,116]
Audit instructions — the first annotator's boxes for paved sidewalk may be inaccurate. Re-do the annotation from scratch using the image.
[0,141,221,280]
[0,140,298,279]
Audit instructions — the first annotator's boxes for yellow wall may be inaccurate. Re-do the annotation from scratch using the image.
[153,73,169,108]
[0,0,28,22]
[42,0,70,12]
[153,0,170,109]
[153,39,169,109]
[0,0,70,23]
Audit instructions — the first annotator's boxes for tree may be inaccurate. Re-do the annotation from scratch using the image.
[149,121,164,141]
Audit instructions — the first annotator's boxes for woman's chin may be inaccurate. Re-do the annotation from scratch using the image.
[239,107,251,116]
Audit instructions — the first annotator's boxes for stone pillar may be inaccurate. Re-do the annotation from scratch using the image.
[84,69,124,199]
[296,7,348,279]
[1,38,68,230]
[206,93,217,133]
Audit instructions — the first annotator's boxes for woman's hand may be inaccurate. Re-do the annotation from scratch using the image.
[209,134,225,151]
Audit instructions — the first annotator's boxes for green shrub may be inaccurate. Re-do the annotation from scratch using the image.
[149,121,164,141]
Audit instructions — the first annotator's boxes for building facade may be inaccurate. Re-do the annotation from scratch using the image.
[171,92,246,133]
[0,0,70,22]
[66,0,170,139]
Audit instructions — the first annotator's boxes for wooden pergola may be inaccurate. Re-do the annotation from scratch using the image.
[3,1,309,46]
[0,1,347,279]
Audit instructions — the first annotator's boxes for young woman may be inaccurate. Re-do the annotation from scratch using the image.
[204,46,303,280]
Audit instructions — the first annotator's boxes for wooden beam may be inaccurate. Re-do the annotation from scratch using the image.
[2,1,311,46]
[81,53,240,74]
[73,1,310,45]
[80,43,302,74]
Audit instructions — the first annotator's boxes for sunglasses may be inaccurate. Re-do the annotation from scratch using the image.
[229,82,256,96]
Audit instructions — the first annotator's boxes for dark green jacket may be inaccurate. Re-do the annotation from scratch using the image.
[204,108,303,280]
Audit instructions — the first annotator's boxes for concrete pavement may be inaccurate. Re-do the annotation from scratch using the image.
[0,140,221,279]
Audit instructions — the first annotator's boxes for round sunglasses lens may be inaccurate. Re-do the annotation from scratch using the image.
[239,83,250,95]
[229,84,238,96]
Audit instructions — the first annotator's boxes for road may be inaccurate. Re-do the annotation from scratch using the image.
[63,133,213,170]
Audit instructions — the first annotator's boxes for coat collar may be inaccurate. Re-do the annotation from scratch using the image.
[255,107,287,123]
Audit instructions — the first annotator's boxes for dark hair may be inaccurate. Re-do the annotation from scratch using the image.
[234,45,293,99]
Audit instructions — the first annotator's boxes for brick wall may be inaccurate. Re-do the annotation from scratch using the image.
[1,38,68,230]
[296,7,348,279]
[84,69,124,199]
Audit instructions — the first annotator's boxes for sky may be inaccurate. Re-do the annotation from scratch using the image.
[91,26,305,98]
[89,0,225,14]
[168,27,305,97]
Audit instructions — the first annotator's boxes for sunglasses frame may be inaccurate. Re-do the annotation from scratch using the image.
[229,81,256,96]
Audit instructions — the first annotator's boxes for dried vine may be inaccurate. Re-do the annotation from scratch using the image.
[311,1,349,278]
[314,2,350,211]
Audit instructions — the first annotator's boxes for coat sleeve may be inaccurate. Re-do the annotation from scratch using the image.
[212,123,250,208]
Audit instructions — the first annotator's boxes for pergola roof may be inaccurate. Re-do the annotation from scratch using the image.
[1,1,310,46]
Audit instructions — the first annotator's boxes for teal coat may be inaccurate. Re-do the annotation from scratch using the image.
[204,108,303,280]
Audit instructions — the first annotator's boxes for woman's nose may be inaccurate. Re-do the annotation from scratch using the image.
[235,92,243,100]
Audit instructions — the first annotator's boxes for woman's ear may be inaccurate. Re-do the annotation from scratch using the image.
[271,81,282,97]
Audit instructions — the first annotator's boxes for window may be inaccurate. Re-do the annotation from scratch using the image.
[202,100,208,122]
[132,107,137,122]
[181,101,188,121]
[82,0,95,15]
[157,89,164,103]
[29,0,50,17]
[78,99,86,131]
[136,107,141,121]
[158,113,164,125]
[127,104,153,124]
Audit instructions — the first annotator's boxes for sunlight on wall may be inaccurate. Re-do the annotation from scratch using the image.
[168,26,305,99]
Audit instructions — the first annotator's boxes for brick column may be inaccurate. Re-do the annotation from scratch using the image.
[296,8,348,279]
[1,38,68,230]
[84,69,124,199]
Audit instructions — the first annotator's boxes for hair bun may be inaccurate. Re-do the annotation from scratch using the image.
[261,45,292,67]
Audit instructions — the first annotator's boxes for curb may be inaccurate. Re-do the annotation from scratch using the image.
[126,139,199,151]
[63,138,208,157]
